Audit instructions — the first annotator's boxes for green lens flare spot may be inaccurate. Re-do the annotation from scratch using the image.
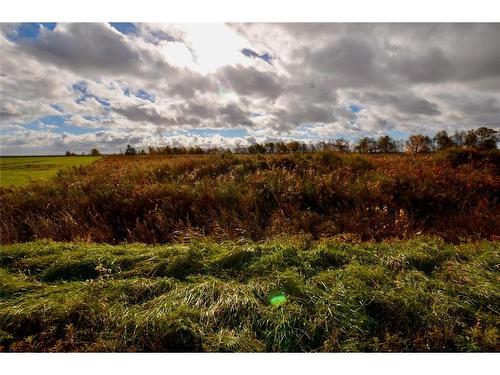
[270,292,287,307]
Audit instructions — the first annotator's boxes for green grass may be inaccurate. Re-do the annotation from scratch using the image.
[0,156,100,187]
[0,236,498,352]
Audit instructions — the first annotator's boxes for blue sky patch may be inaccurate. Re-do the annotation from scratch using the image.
[147,29,178,43]
[189,128,249,138]
[73,81,110,107]
[349,104,363,113]
[50,103,65,113]
[39,115,69,126]
[136,89,155,102]
[121,87,155,102]
[82,115,105,122]
[23,114,105,135]
[109,23,137,35]
[387,129,409,140]
[62,124,105,135]
[23,115,68,131]
[241,48,273,65]
[5,23,56,42]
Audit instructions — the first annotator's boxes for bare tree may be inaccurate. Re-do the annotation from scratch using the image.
[434,131,455,150]
[376,135,397,153]
[405,134,433,154]
[355,137,377,153]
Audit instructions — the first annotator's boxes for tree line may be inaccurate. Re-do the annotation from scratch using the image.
[65,148,101,156]
[146,127,498,155]
[66,127,498,156]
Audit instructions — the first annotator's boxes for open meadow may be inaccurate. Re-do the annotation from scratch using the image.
[0,150,499,352]
[0,156,101,187]
[2,21,500,375]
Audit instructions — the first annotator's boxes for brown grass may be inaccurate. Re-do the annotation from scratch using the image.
[1,151,498,244]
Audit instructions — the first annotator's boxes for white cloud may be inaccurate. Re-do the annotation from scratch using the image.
[1,23,499,155]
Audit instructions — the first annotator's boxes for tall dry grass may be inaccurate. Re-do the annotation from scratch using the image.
[1,151,498,244]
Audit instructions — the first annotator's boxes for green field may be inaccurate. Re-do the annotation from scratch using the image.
[0,151,498,352]
[0,237,498,352]
[0,156,101,187]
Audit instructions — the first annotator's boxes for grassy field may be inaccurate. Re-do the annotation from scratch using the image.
[0,237,498,352]
[0,151,498,352]
[1,151,498,243]
[0,156,100,187]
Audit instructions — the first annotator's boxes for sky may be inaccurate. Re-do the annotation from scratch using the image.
[0,22,499,155]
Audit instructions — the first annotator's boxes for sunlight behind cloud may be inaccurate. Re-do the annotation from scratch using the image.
[177,23,250,73]
[1,23,499,155]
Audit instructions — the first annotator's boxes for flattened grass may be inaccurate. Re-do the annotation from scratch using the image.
[0,236,498,352]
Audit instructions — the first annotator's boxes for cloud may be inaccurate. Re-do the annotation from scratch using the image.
[360,92,441,116]
[390,47,454,83]
[309,37,386,88]
[217,65,284,99]
[218,103,254,126]
[14,23,177,79]
[1,23,499,155]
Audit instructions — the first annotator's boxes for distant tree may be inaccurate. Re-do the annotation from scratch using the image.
[65,151,76,156]
[125,145,137,155]
[264,142,276,154]
[405,134,433,154]
[475,127,498,149]
[276,142,288,153]
[286,141,301,153]
[248,143,266,154]
[316,141,328,151]
[464,129,478,148]
[189,146,204,154]
[434,131,455,150]
[355,137,377,153]
[332,138,350,152]
[452,130,465,146]
[90,148,101,156]
[139,149,146,155]
[376,135,397,153]
[234,145,246,154]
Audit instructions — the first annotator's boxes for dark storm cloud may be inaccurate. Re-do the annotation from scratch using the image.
[390,47,454,83]
[14,23,178,79]
[166,70,217,99]
[383,24,500,84]
[218,104,253,126]
[217,65,284,99]
[113,105,200,126]
[179,102,218,119]
[437,94,500,115]
[361,92,441,116]
[309,37,386,88]
[0,100,22,120]
[273,102,336,126]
